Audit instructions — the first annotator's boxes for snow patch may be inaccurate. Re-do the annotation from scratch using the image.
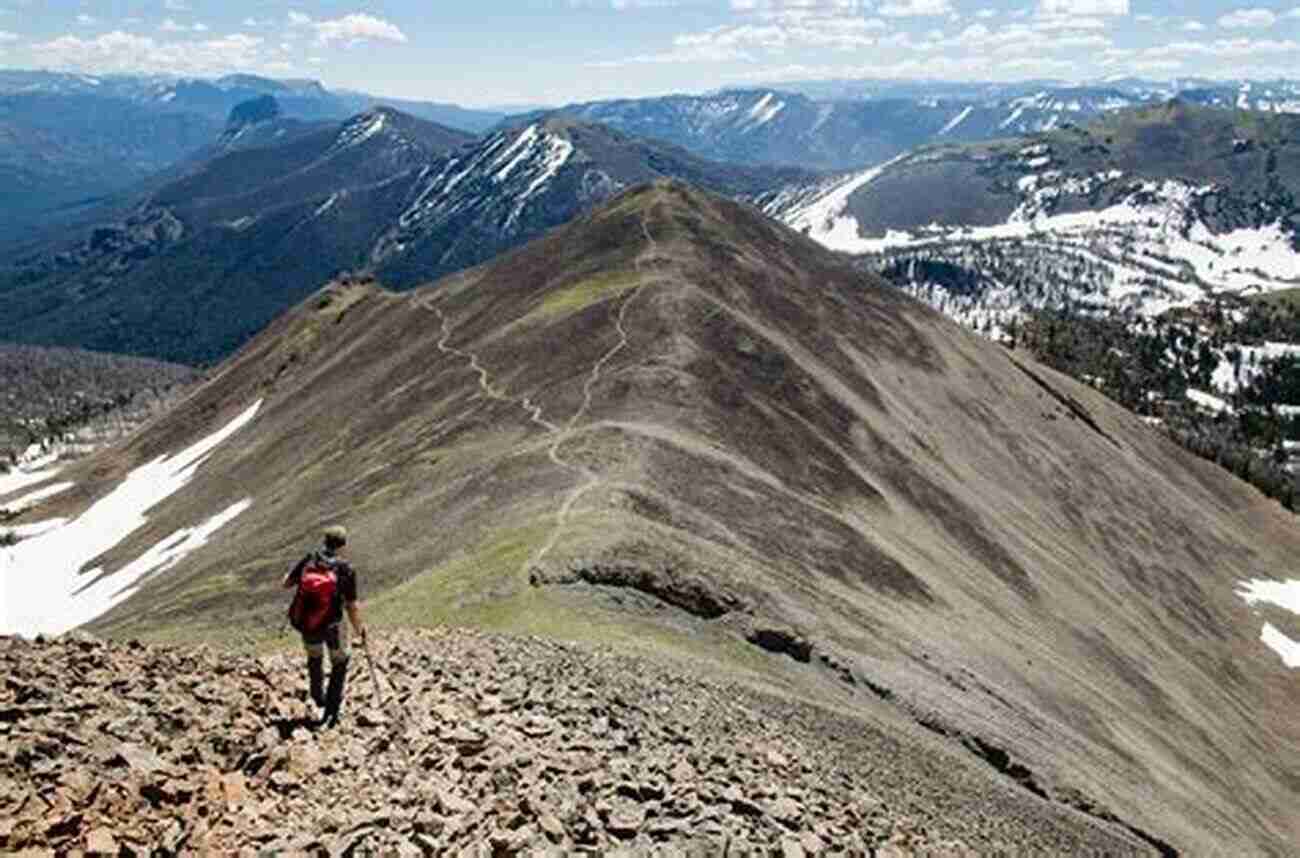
[0,464,64,502]
[937,106,973,136]
[331,112,387,153]
[493,125,541,183]
[3,482,74,513]
[315,193,339,217]
[746,92,784,129]
[1238,579,1300,614]
[770,156,908,254]
[1186,389,1231,414]
[0,400,262,637]
[1259,624,1300,667]
[1237,579,1300,668]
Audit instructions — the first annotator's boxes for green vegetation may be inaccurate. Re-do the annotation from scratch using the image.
[529,271,641,324]
[0,343,201,465]
[1016,302,1300,511]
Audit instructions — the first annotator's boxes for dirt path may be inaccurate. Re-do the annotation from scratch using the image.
[416,200,668,579]
[524,212,664,576]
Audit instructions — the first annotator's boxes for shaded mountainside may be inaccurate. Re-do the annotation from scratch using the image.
[4,183,1299,854]
[0,69,507,252]
[0,344,201,465]
[0,116,810,365]
[0,107,477,364]
[0,629,1150,855]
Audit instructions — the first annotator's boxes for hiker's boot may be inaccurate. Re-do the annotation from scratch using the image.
[307,656,325,708]
[322,659,349,727]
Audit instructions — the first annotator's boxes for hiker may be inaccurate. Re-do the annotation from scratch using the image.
[284,525,366,726]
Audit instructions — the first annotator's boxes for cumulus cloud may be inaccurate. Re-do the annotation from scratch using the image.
[1038,0,1127,14]
[0,30,17,43]
[30,30,271,76]
[287,12,408,46]
[163,0,190,10]
[878,0,952,16]
[159,18,208,33]
[1217,8,1276,29]
[1182,20,1205,32]
[1146,36,1299,57]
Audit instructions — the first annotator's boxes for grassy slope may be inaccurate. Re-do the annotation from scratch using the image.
[16,182,1300,855]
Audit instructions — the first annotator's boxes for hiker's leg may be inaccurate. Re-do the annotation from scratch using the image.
[303,636,326,708]
[323,624,351,725]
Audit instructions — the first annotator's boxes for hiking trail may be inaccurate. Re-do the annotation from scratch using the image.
[417,203,664,579]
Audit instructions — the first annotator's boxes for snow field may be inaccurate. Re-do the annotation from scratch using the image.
[1237,579,1300,668]
[0,400,262,637]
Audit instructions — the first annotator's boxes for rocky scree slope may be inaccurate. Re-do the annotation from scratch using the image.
[1,629,1156,856]
[7,182,1300,854]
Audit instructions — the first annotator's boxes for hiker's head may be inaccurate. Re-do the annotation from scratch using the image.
[323,525,348,552]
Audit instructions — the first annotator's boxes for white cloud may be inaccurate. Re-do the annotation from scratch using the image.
[1146,37,1300,58]
[646,9,889,62]
[0,30,17,43]
[1034,15,1106,30]
[313,13,407,45]
[159,18,208,33]
[75,13,95,25]
[976,8,997,18]
[1287,8,1300,19]
[285,12,407,46]
[1217,8,1276,29]
[1182,20,1205,32]
[1038,0,1127,14]
[163,0,190,10]
[29,30,273,76]
[878,0,952,16]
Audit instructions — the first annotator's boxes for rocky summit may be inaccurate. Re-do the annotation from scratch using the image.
[1,630,1154,856]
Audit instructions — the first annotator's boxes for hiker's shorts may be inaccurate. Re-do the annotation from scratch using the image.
[302,622,350,665]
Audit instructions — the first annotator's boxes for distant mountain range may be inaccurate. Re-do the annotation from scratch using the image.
[0,70,508,129]
[769,75,1300,111]
[526,79,1300,171]
[761,101,1300,330]
[0,71,509,250]
[0,108,809,364]
[7,72,1300,366]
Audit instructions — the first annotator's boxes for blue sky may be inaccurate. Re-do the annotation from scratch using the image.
[2,2,1299,106]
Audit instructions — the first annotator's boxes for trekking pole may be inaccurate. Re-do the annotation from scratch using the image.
[361,636,385,708]
[362,635,413,724]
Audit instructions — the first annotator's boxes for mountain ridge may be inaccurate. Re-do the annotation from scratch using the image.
[3,181,1298,854]
[0,114,811,364]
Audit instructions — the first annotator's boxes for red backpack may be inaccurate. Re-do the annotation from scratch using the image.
[288,556,339,635]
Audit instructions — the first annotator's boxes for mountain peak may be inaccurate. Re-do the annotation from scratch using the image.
[226,94,281,128]
[6,182,1300,853]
